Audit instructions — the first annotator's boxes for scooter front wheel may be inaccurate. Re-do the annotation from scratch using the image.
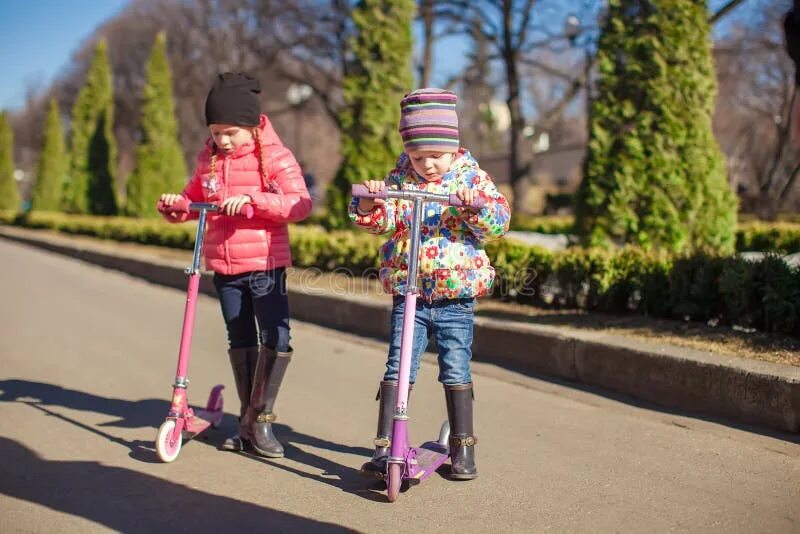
[387,463,402,502]
[156,420,182,462]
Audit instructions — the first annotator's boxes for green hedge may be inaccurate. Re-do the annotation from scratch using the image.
[487,239,799,335]
[2,211,798,336]
[736,221,800,254]
[509,214,575,235]
[509,214,800,254]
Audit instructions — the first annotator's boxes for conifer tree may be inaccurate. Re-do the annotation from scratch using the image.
[31,99,67,211]
[327,0,414,227]
[64,39,118,214]
[576,0,737,254]
[126,32,187,217]
[0,111,20,211]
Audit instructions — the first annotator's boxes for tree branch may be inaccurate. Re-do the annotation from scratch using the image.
[709,0,747,25]
[779,159,800,201]
[519,57,578,82]
[514,0,537,50]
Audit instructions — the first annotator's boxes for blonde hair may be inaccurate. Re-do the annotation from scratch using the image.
[208,127,269,190]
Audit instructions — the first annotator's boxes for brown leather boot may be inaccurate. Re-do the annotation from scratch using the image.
[248,346,292,458]
[360,381,398,478]
[221,347,258,451]
[445,383,478,480]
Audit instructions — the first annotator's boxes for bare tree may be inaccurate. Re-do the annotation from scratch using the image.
[424,0,601,213]
[714,0,800,216]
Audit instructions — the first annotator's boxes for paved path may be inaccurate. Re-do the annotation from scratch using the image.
[0,239,797,533]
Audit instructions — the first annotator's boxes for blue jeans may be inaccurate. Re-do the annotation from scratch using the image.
[384,295,474,385]
[213,268,291,352]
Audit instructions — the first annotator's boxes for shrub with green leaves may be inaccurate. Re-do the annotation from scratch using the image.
[509,214,574,235]
[125,32,187,217]
[736,221,800,253]
[576,0,737,254]
[64,39,117,215]
[327,0,414,228]
[0,112,20,211]
[2,213,797,336]
[31,99,67,212]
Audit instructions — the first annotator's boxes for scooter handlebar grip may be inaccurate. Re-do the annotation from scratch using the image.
[351,184,387,199]
[448,193,487,209]
[156,197,190,214]
[241,204,254,219]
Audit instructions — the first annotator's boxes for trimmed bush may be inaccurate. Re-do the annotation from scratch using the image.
[2,213,798,336]
[736,221,800,254]
[31,99,67,212]
[327,0,414,227]
[576,0,737,254]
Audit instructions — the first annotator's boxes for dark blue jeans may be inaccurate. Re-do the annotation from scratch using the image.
[384,295,474,385]
[213,268,291,352]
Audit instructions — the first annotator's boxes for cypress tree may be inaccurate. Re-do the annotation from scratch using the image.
[327,0,414,227]
[64,39,118,214]
[0,111,20,211]
[31,99,67,211]
[126,32,187,217]
[576,0,737,254]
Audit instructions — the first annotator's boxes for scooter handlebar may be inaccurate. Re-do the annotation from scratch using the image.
[157,198,254,219]
[351,184,387,200]
[447,193,486,210]
[157,197,191,215]
[351,184,486,209]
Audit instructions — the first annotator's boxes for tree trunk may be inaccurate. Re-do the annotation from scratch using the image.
[419,0,434,87]
[502,0,526,214]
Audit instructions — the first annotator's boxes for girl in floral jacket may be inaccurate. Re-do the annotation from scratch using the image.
[349,88,510,481]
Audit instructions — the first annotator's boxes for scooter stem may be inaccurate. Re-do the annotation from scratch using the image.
[390,198,425,461]
[175,207,209,381]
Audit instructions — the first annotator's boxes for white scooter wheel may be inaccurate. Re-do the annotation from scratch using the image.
[155,420,182,463]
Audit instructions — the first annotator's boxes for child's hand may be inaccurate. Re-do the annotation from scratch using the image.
[456,187,480,210]
[159,193,183,218]
[357,180,386,212]
[160,193,182,206]
[221,194,252,216]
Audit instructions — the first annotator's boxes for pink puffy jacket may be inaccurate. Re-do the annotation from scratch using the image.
[164,114,312,275]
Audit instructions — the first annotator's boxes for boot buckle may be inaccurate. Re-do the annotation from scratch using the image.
[256,412,277,423]
[450,435,477,447]
[374,436,391,448]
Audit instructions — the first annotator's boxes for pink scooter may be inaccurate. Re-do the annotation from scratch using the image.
[154,199,253,462]
[351,184,485,502]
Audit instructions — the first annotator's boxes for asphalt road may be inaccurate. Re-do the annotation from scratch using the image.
[0,239,798,533]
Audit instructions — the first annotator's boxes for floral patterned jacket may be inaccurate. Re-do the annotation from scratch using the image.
[349,150,511,302]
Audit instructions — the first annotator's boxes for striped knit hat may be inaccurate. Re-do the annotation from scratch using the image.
[398,88,459,153]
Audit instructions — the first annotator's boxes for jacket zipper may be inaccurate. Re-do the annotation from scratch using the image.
[223,156,232,274]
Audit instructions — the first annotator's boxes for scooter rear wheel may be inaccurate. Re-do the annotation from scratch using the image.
[208,390,224,429]
[387,463,402,502]
[156,420,182,463]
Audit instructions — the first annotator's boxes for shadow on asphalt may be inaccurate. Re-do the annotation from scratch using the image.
[0,379,394,501]
[196,422,394,503]
[0,437,352,531]
[0,379,166,429]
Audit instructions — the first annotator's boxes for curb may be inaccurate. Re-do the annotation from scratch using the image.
[2,226,799,434]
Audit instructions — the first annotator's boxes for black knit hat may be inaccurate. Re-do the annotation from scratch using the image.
[204,72,261,126]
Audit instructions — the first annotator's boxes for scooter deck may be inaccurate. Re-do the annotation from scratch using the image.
[408,441,450,483]
[183,408,223,435]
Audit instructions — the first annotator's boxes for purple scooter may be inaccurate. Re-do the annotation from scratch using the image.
[154,199,253,462]
[352,184,485,502]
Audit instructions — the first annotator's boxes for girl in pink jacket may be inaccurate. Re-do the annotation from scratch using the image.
[159,72,312,457]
